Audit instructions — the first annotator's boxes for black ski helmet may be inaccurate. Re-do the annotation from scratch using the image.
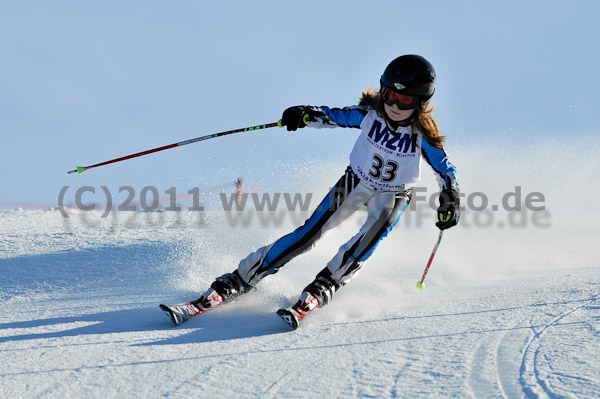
[380,55,436,108]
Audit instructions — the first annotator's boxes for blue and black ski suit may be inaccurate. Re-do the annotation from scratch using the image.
[237,105,458,300]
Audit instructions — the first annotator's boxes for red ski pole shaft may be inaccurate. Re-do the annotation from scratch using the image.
[416,230,444,290]
[67,121,282,174]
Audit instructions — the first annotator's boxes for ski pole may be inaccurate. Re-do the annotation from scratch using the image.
[67,121,284,174]
[416,230,444,290]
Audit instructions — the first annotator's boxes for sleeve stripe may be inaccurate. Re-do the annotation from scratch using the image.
[420,138,458,191]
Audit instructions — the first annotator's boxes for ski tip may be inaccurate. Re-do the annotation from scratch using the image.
[276,308,299,330]
[159,304,180,326]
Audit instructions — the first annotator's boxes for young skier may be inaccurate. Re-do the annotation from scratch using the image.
[161,54,460,329]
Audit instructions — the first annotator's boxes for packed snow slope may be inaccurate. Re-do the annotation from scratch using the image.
[1,141,599,398]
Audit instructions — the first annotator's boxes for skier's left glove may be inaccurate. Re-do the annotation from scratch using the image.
[281,106,316,131]
[436,188,460,230]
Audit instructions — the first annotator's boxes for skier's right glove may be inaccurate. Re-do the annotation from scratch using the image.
[436,188,460,230]
[281,106,314,131]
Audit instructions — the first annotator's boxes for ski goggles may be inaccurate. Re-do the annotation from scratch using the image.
[382,88,419,110]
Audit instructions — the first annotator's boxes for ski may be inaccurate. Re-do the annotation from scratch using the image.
[161,289,316,330]
[276,292,319,330]
[160,289,224,326]
[276,308,300,330]
[159,302,207,326]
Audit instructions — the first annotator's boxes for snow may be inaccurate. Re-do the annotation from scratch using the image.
[2,0,599,396]
[1,143,600,398]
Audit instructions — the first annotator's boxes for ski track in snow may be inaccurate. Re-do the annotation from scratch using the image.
[1,210,599,398]
[466,294,600,399]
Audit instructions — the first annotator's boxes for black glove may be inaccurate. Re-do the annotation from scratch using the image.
[281,106,312,131]
[436,188,460,230]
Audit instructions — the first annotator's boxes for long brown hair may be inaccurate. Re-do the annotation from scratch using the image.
[359,89,445,149]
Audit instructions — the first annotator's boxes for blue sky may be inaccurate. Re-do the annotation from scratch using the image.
[1,1,598,206]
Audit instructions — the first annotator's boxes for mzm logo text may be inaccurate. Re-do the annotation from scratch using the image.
[367,120,418,154]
